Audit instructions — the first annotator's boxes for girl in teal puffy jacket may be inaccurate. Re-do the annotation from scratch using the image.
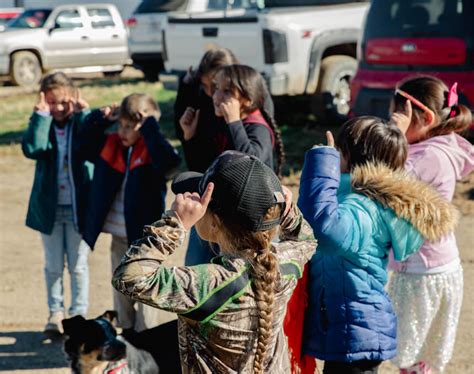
[298,117,458,374]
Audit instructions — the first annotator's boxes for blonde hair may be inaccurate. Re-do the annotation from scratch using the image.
[119,93,161,122]
[40,72,74,93]
[217,205,281,373]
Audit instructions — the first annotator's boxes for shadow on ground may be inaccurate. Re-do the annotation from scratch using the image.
[0,331,68,370]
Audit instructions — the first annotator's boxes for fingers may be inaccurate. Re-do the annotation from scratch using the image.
[404,99,412,118]
[326,131,335,147]
[38,91,46,104]
[200,182,214,208]
[191,109,200,126]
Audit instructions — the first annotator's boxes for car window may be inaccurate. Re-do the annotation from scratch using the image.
[206,0,262,10]
[87,8,115,28]
[55,9,83,29]
[135,0,188,14]
[7,9,51,29]
[265,0,368,6]
[365,0,472,38]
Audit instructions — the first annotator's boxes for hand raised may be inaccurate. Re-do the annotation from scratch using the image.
[390,99,412,135]
[183,66,194,84]
[281,185,293,217]
[101,103,120,121]
[72,89,89,113]
[171,183,214,230]
[34,92,50,113]
[179,107,200,141]
[219,97,241,124]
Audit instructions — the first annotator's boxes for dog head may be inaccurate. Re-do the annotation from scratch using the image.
[62,311,127,371]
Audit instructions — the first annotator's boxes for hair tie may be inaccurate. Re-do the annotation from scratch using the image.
[447,82,459,118]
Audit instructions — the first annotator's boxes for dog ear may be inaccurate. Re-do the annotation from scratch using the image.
[62,315,86,337]
[101,310,119,326]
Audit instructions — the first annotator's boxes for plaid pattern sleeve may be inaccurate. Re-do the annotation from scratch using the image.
[111,211,246,314]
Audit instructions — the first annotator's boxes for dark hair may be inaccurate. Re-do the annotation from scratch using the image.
[119,93,160,122]
[394,76,472,137]
[196,48,238,80]
[214,64,286,176]
[336,116,407,170]
[40,72,74,92]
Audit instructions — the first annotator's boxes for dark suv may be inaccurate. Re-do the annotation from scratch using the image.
[351,0,474,128]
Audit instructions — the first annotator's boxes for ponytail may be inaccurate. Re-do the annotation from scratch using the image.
[261,108,285,178]
[429,103,472,137]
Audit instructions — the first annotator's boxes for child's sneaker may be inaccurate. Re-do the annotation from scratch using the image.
[44,311,64,335]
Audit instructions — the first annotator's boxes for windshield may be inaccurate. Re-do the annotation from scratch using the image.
[365,0,472,38]
[7,9,51,29]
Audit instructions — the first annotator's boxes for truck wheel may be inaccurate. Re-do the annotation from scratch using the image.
[10,51,42,87]
[311,55,357,123]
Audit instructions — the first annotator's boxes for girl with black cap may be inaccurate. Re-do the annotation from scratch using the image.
[112,150,315,373]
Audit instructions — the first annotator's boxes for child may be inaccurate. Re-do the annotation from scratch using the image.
[388,76,474,374]
[79,93,181,335]
[112,150,316,373]
[22,72,93,335]
[174,48,274,173]
[298,117,458,374]
[180,62,285,265]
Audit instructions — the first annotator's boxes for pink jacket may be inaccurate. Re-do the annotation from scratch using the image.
[391,133,474,270]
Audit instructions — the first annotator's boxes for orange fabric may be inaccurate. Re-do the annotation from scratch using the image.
[100,135,151,173]
[284,263,316,374]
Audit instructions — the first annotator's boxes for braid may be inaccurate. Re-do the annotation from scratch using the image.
[215,205,282,373]
[250,242,279,374]
[261,108,286,178]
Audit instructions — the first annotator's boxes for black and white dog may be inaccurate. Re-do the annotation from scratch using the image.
[62,311,160,374]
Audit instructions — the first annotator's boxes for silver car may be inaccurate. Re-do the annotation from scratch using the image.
[0,3,130,87]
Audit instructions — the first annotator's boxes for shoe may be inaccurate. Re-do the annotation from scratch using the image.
[44,311,64,335]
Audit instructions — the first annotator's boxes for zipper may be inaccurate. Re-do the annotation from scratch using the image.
[67,120,79,231]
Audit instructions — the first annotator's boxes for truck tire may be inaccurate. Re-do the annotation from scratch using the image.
[10,51,42,87]
[311,55,357,124]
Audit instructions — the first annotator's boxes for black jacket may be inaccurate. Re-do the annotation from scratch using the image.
[78,110,181,248]
[174,77,275,172]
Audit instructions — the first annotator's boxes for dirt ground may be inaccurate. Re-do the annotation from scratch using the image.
[0,144,473,373]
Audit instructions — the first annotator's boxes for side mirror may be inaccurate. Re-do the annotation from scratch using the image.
[48,22,60,34]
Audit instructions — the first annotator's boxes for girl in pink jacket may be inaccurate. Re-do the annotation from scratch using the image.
[389,76,474,374]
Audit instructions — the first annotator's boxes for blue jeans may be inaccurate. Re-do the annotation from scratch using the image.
[184,227,219,266]
[41,205,90,316]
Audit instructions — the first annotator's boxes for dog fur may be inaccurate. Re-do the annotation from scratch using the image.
[62,311,159,374]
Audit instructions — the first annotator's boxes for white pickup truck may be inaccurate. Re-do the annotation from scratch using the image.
[0,4,129,87]
[163,0,368,121]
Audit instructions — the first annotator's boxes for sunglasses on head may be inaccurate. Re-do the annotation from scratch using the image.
[394,89,435,119]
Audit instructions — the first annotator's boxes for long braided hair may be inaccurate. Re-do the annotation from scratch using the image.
[217,205,281,373]
[214,64,286,177]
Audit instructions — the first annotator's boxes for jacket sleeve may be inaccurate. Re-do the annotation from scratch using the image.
[276,202,317,271]
[298,147,372,256]
[140,116,181,178]
[21,112,53,160]
[112,211,246,314]
[227,120,273,162]
[75,109,113,161]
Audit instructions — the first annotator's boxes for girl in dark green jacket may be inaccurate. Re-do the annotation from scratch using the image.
[22,72,93,336]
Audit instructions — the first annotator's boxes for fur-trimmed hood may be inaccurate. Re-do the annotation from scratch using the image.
[351,163,459,242]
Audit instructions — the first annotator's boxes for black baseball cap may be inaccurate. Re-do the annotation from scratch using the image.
[172,151,285,231]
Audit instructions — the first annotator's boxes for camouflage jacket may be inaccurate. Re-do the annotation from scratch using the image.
[112,204,316,373]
